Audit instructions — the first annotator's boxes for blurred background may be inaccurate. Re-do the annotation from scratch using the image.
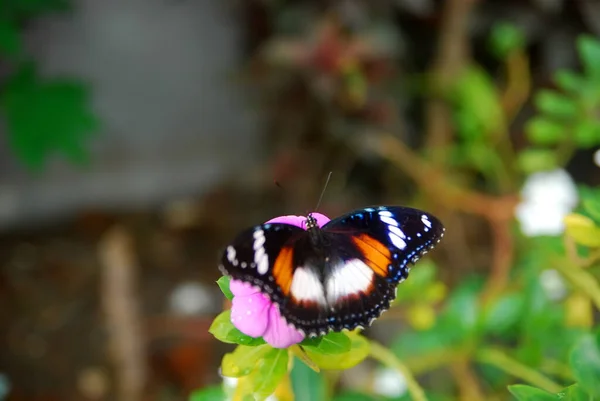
[1,0,600,400]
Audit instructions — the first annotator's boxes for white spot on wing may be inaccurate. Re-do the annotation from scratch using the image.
[326,259,374,304]
[380,216,398,226]
[388,225,406,239]
[290,267,327,306]
[226,246,236,263]
[389,232,407,249]
[421,215,432,228]
[251,229,270,274]
[379,210,393,217]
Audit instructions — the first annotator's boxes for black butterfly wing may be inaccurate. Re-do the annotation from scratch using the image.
[322,205,445,284]
[282,206,445,334]
[218,222,306,305]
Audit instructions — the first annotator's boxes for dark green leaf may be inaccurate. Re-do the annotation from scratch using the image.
[517,149,558,174]
[580,189,600,223]
[217,276,234,301]
[209,310,266,346]
[483,292,524,336]
[526,117,566,146]
[489,22,525,59]
[0,18,21,56]
[557,383,591,401]
[555,70,587,94]
[437,278,482,341]
[1,64,99,169]
[578,35,600,79]
[304,332,369,370]
[302,332,351,355]
[291,357,326,401]
[391,326,450,359]
[189,386,225,401]
[394,260,437,303]
[507,384,556,401]
[221,344,272,377]
[247,348,289,399]
[570,332,600,397]
[574,119,600,148]
[534,90,579,120]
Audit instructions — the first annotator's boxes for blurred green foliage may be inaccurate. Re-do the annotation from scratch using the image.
[196,22,600,401]
[0,0,97,170]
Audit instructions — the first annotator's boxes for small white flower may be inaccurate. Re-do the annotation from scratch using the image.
[515,168,578,237]
[372,367,408,398]
[594,148,600,168]
[169,282,212,316]
[539,269,568,301]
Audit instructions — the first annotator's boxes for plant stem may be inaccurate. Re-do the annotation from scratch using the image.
[369,341,428,401]
[475,348,562,393]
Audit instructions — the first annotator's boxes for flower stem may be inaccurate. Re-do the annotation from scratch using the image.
[368,340,428,401]
[475,348,562,393]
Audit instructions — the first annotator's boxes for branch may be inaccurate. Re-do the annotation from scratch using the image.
[99,226,147,401]
[424,0,477,152]
[365,132,519,221]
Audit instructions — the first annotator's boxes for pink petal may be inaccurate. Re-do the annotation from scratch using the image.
[230,292,271,338]
[266,213,331,230]
[230,279,260,297]
[262,305,305,348]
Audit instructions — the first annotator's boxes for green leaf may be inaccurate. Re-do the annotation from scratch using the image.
[391,326,450,359]
[574,119,600,148]
[247,348,289,400]
[581,193,600,224]
[564,214,600,248]
[303,332,369,370]
[554,70,588,94]
[290,357,326,401]
[438,278,482,341]
[217,276,234,300]
[221,344,272,377]
[570,332,600,397]
[517,148,558,174]
[483,292,524,336]
[451,66,504,139]
[302,332,351,355]
[209,310,266,346]
[507,384,557,401]
[525,117,566,146]
[1,63,99,169]
[189,386,225,401]
[578,35,600,79]
[489,22,526,59]
[534,90,579,120]
[394,260,437,303]
[557,383,591,401]
[0,18,21,56]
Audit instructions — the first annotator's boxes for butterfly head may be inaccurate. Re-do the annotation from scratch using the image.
[305,213,319,230]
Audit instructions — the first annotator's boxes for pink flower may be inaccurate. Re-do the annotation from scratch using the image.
[229,213,331,348]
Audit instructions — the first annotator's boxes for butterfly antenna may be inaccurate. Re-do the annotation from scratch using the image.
[313,171,333,214]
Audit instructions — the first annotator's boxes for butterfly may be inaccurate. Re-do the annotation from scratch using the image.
[218,206,445,337]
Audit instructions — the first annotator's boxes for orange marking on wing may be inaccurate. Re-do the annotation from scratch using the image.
[352,234,392,277]
[272,246,295,296]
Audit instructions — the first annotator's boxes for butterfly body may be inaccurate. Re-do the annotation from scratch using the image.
[219,206,444,337]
